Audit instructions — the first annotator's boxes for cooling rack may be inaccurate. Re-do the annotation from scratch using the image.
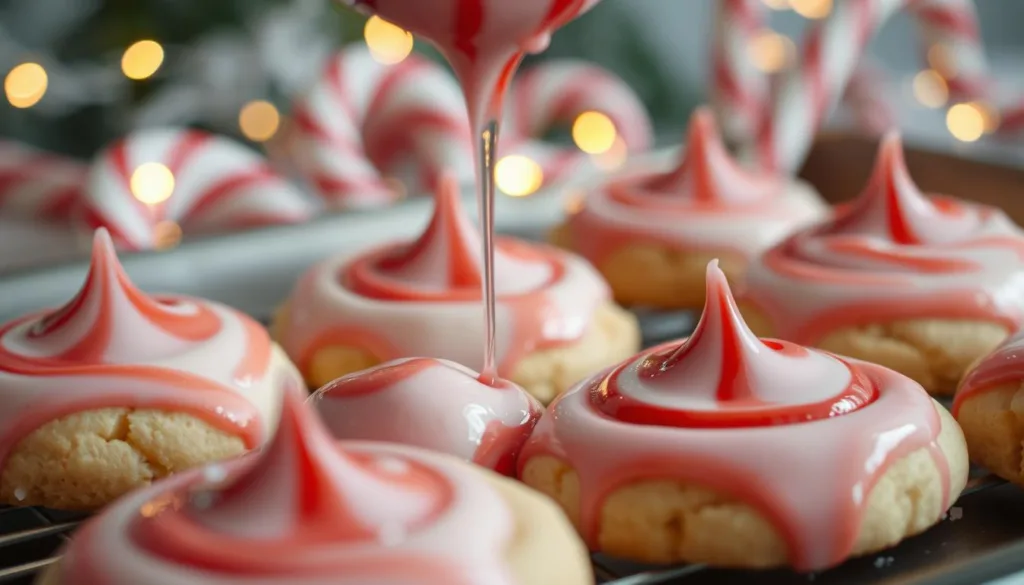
[0,309,1020,585]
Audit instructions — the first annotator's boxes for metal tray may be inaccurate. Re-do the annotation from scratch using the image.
[1,136,1024,585]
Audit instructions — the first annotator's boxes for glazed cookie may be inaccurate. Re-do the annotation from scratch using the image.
[311,357,541,475]
[0,229,301,510]
[274,171,640,403]
[741,133,1024,395]
[551,107,827,310]
[37,387,593,585]
[519,260,969,570]
[954,329,1024,486]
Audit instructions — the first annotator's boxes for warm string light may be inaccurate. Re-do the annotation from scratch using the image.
[153,220,183,250]
[572,111,617,154]
[4,62,48,108]
[130,163,175,205]
[121,40,164,80]
[239,100,281,142]
[592,136,628,172]
[364,16,414,65]
[748,30,795,73]
[912,70,948,108]
[790,0,832,19]
[946,102,985,143]
[495,155,544,197]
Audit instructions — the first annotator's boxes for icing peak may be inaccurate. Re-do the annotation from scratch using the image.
[14,229,219,365]
[345,170,556,300]
[631,107,780,205]
[195,386,448,542]
[826,133,978,245]
[592,260,877,427]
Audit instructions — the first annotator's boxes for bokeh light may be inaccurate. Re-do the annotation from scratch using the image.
[912,70,948,108]
[5,63,48,109]
[592,136,628,172]
[154,220,183,250]
[121,40,165,80]
[946,103,985,143]
[572,111,617,154]
[239,100,281,142]
[365,16,414,64]
[748,30,794,73]
[790,0,832,19]
[130,163,176,205]
[495,155,544,197]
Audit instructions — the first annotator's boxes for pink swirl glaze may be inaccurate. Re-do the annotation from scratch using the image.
[519,260,952,570]
[0,229,300,467]
[55,388,519,584]
[310,357,541,475]
[954,328,1024,414]
[742,133,1024,345]
[563,108,827,268]
[278,173,609,376]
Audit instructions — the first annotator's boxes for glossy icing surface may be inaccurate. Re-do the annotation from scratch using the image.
[743,133,1024,344]
[520,261,951,570]
[279,175,609,375]
[55,388,519,584]
[563,108,827,267]
[311,357,541,475]
[0,230,298,467]
[954,327,1024,413]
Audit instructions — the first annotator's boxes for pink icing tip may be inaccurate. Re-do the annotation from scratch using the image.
[22,228,219,362]
[196,384,449,542]
[641,107,780,204]
[364,170,553,295]
[827,132,975,245]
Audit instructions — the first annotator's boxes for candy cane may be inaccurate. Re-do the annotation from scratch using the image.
[82,127,314,250]
[840,57,896,136]
[748,0,908,174]
[288,46,472,209]
[0,141,87,221]
[711,0,769,145]
[502,59,654,185]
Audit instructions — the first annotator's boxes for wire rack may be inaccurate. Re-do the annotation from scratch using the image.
[0,313,1021,585]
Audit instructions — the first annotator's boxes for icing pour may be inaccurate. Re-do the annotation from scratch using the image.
[520,260,951,570]
[743,133,1024,344]
[563,107,827,267]
[55,388,519,584]
[0,229,298,466]
[311,357,541,475]
[279,174,609,375]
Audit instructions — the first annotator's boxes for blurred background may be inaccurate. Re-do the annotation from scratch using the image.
[3,0,1024,159]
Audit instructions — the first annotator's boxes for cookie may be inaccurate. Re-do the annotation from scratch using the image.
[519,261,969,570]
[0,229,300,509]
[551,107,826,310]
[741,133,1024,396]
[274,172,640,404]
[37,388,593,585]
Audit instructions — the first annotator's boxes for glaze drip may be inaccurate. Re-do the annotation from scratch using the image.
[345,171,556,301]
[11,229,219,365]
[592,261,877,428]
[131,387,453,571]
[612,107,781,208]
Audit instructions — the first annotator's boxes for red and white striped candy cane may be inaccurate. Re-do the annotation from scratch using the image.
[0,141,87,221]
[711,0,769,145]
[749,0,908,174]
[289,45,473,209]
[913,0,1024,135]
[841,57,896,136]
[502,59,654,185]
[81,128,314,250]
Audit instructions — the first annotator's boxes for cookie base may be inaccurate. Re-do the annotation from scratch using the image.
[955,381,1024,486]
[279,301,641,404]
[549,223,746,310]
[0,409,246,510]
[740,304,1007,396]
[520,402,968,569]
